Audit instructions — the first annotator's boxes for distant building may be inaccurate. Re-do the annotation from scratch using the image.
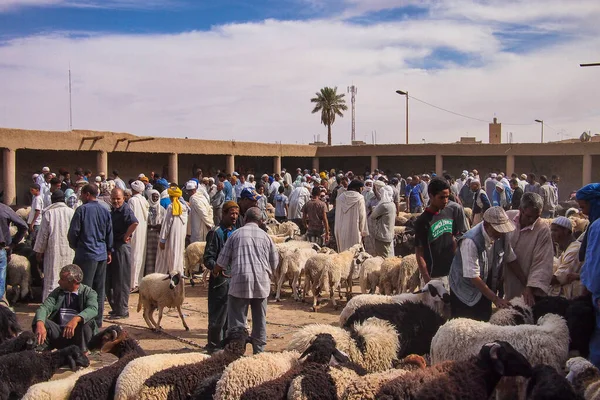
[489,117,501,144]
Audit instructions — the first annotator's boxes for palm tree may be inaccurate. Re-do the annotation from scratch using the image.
[311,86,348,146]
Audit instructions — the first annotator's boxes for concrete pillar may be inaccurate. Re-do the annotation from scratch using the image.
[2,148,16,206]
[435,154,443,176]
[583,154,592,186]
[370,155,378,172]
[226,155,235,174]
[312,157,319,172]
[168,153,178,184]
[96,150,108,175]
[506,155,515,177]
[273,156,281,174]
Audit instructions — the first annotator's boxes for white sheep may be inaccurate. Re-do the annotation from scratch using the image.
[396,254,420,294]
[489,296,534,326]
[566,356,600,399]
[15,207,30,221]
[287,317,399,373]
[378,256,403,295]
[6,254,31,303]
[265,219,300,238]
[358,256,384,294]
[114,352,210,400]
[275,247,317,302]
[338,279,450,326]
[431,313,570,372]
[214,350,300,400]
[21,368,94,400]
[137,271,189,331]
[184,241,207,286]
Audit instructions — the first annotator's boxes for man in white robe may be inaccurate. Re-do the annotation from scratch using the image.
[155,186,189,275]
[128,180,149,290]
[187,180,214,243]
[33,190,75,300]
[335,180,368,252]
[288,183,311,232]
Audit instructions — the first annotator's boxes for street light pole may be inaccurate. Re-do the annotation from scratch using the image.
[396,90,409,144]
[535,119,544,143]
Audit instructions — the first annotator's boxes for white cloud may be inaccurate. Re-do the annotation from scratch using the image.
[0,13,598,145]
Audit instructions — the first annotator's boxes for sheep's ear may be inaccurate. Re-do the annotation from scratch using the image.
[101,330,128,353]
[488,343,505,375]
[299,344,314,360]
[332,349,350,364]
[67,355,77,371]
[162,274,171,281]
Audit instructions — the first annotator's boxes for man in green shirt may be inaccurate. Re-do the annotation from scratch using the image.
[33,264,98,352]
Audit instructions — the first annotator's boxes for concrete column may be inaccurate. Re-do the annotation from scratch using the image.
[506,155,515,177]
[370,155,378,172]
[583,154,592,186]
[96,150,108,175]
[273,156,281,174]
[2,148,16,206]
[226,155,235,174]
[435,154,443,176]
[312,157,319,172]
[168,153,179,184]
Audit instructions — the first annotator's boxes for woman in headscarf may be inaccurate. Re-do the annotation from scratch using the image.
[64,188,78,210]
[364,180,384,255]
[370,185,396,258]
[363,179,375,205]
[144,189,165,275]
[492,182,510,210]
[154,184,189,274]
[335,179,368,252]
[576,183,600,368]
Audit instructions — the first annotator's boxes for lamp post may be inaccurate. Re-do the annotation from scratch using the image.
[396,90,409,144]
[535,119,544,143]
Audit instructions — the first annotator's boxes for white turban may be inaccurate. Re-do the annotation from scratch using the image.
[379,186,394,204]
[185,180,198,190]
[131,180,145,193]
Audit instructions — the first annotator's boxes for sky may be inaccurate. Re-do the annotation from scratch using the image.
[0,0,599,145]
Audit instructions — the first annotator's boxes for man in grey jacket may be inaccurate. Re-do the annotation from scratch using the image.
[370,185,396,258]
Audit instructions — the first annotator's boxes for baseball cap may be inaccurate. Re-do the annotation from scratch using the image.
[185,180,198,190]
[483,207,515,233]
[233,172,240,176]
[240,188,260,201]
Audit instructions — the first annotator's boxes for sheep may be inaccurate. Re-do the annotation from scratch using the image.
[274,247,317,302]
[302,243,366,311]
[378,256,403,295]
[533,295,596,357]
[12,242,43,289]
[525,364,581,400]
[0,345,89,400]
[431,313,570,372]
[396,254,420,294]
[341,355,427,400]
[358,255,384,294]
[15,206,30,221]
[566,357,600,399]
[464,207,473,223]
[137,326,250,400]
[22,368,94,400]
[6,254,31,303]
[0,331,36,356]
[69,325,146,400]
[377,341,533,400]
[213,350,300,400]
[287,317,400,373]
[184,241,206,286]
[115,352,210,400]
[270,235,291,244]
[339,279,450,326]
[393,229,416,257]
[137,270,189,331]
[0,305,21,344]
[489,296,534,326]
[266,219,300,238]
[344,301,446,360]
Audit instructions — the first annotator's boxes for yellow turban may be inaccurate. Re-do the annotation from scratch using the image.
[168,186,183,216]
[320,171,327,180]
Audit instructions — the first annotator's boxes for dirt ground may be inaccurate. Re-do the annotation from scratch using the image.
[13,281,353,378]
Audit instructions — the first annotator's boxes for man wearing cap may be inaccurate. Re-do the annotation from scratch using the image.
[203,201,239,353]
[216,207,278,354]
[187,180,214,243]
[548,216,583,299]
[236,188,260,228]
[449,207,516,321]
[470,179,490,225]
[503,192,554,305]
[335,180,368,252]
[128,181,149,293]
[34,190,75,300]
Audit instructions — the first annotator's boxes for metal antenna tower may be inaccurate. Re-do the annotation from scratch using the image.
[347,85,357,142]
[68,64,73,131]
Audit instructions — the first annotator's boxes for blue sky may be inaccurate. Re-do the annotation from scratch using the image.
[0,0,598,144]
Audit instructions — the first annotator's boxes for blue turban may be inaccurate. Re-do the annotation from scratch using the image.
[576,183,600,223]
[156,178,169,188]
[268,176,274,184]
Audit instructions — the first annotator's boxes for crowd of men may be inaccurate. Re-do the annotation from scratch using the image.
[2,164,600,367]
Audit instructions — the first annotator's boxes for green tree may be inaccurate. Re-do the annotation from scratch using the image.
[310,86,348,146]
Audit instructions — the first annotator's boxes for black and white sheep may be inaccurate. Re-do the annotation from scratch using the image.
[525,364,581,400]
[0,305,21,344]
[0,345,89,400]
[489,296,534,326]
[138,326,251,400]
[377,341,532,400]
[137,271,190,331]
[566,357,600,400]
[343,301,446,359]
[69,325,146,400]
[0,331,36,356]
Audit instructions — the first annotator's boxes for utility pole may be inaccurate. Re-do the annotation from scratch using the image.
[68,64,73,131]
[348,85,357,142]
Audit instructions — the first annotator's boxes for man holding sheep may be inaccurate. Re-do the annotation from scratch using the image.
[216,207,278,354]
